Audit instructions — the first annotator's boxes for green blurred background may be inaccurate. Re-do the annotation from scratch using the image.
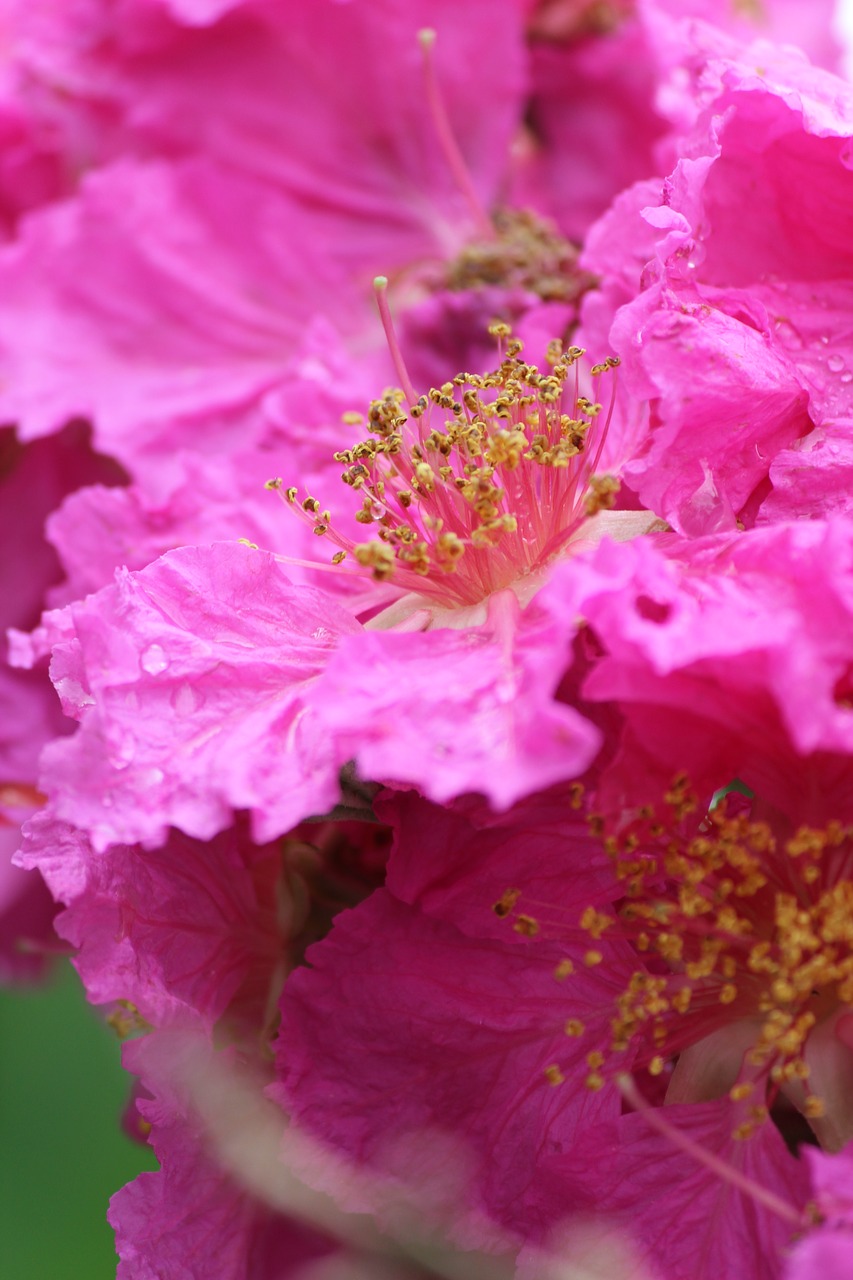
[0,961,158,1279]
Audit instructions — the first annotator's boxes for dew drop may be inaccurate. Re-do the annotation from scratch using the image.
[311,626,333,642]
[171,681,204,717]
[841,371,853,384]
[109,735,136,770]
[828,354,845,373]
[140,643,169,676]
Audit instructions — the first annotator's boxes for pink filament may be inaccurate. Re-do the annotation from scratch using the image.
[418,29,494,241]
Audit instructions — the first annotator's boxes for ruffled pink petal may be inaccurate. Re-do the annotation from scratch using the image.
[24,815,284,1033]
[761,421,853,523]
[611,283,810,532]
[312,591,601,811]
[539,521,853,824]
[29,544,362,850]
[581,30,853,526]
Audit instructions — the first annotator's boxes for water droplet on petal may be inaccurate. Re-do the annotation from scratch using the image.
[140,643,169,676]
[828,354,845,373]
[171,682,204,717]
[110,735,136,770]
[311,626,333,642]
[841,371,853,384]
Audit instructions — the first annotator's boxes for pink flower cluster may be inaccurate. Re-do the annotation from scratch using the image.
[4,0,853,1276]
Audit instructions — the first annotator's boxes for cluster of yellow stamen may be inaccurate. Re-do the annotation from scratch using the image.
[495,778,853,1136]
[273,329,619,607]
[444,207,596,304]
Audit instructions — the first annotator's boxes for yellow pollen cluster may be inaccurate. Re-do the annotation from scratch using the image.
[493,781,853,1134]
[278,332,620,607]
[445,207,596,304]
[578,788,853,1125]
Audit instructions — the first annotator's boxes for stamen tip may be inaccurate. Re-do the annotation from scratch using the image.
[373,275,389,292]
[418,27,437,47]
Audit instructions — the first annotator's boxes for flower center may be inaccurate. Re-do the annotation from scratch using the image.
[415,28,594,312]
[443,207,596,306]
[274,327,620,609]
[497,782,853,1141]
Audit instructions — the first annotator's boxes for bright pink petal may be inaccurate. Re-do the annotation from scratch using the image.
[30,544,362,850]
[25,815,284,1033]
[541,521,853,824]
[611,283,810,532]
[0,159,378,475]
[785,1233,853,1280]
[312,591,601,811]
[583,33,853,527]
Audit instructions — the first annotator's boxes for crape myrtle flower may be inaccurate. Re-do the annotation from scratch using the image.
[522,0,842,251]
[12,325,662,855]
[271,516,853,1279]
[580,23,853,533]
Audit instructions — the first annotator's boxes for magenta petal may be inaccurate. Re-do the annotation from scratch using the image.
[381,786,613,944]
[110,1035,334,1280]
[528,1101,808,1280]
[277,889,622,1246]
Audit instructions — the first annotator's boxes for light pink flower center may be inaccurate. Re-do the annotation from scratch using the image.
[277,333,619,609]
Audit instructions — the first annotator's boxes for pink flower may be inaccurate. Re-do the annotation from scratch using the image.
[0,0,548,471]
[266,517,853,1275]
[580,30,853,531]
[13,330,667,851]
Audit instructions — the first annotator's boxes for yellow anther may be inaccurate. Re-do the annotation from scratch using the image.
[554,959,574,980]
[544,1064,565,1086]
[492,888,521,918]
[565,1019,585,1037]
[729,1082,754,1102]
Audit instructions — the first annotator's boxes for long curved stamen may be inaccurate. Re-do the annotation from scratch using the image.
[373,276,418,406]
[418,29,495,241]
[617,1074,803,1228]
